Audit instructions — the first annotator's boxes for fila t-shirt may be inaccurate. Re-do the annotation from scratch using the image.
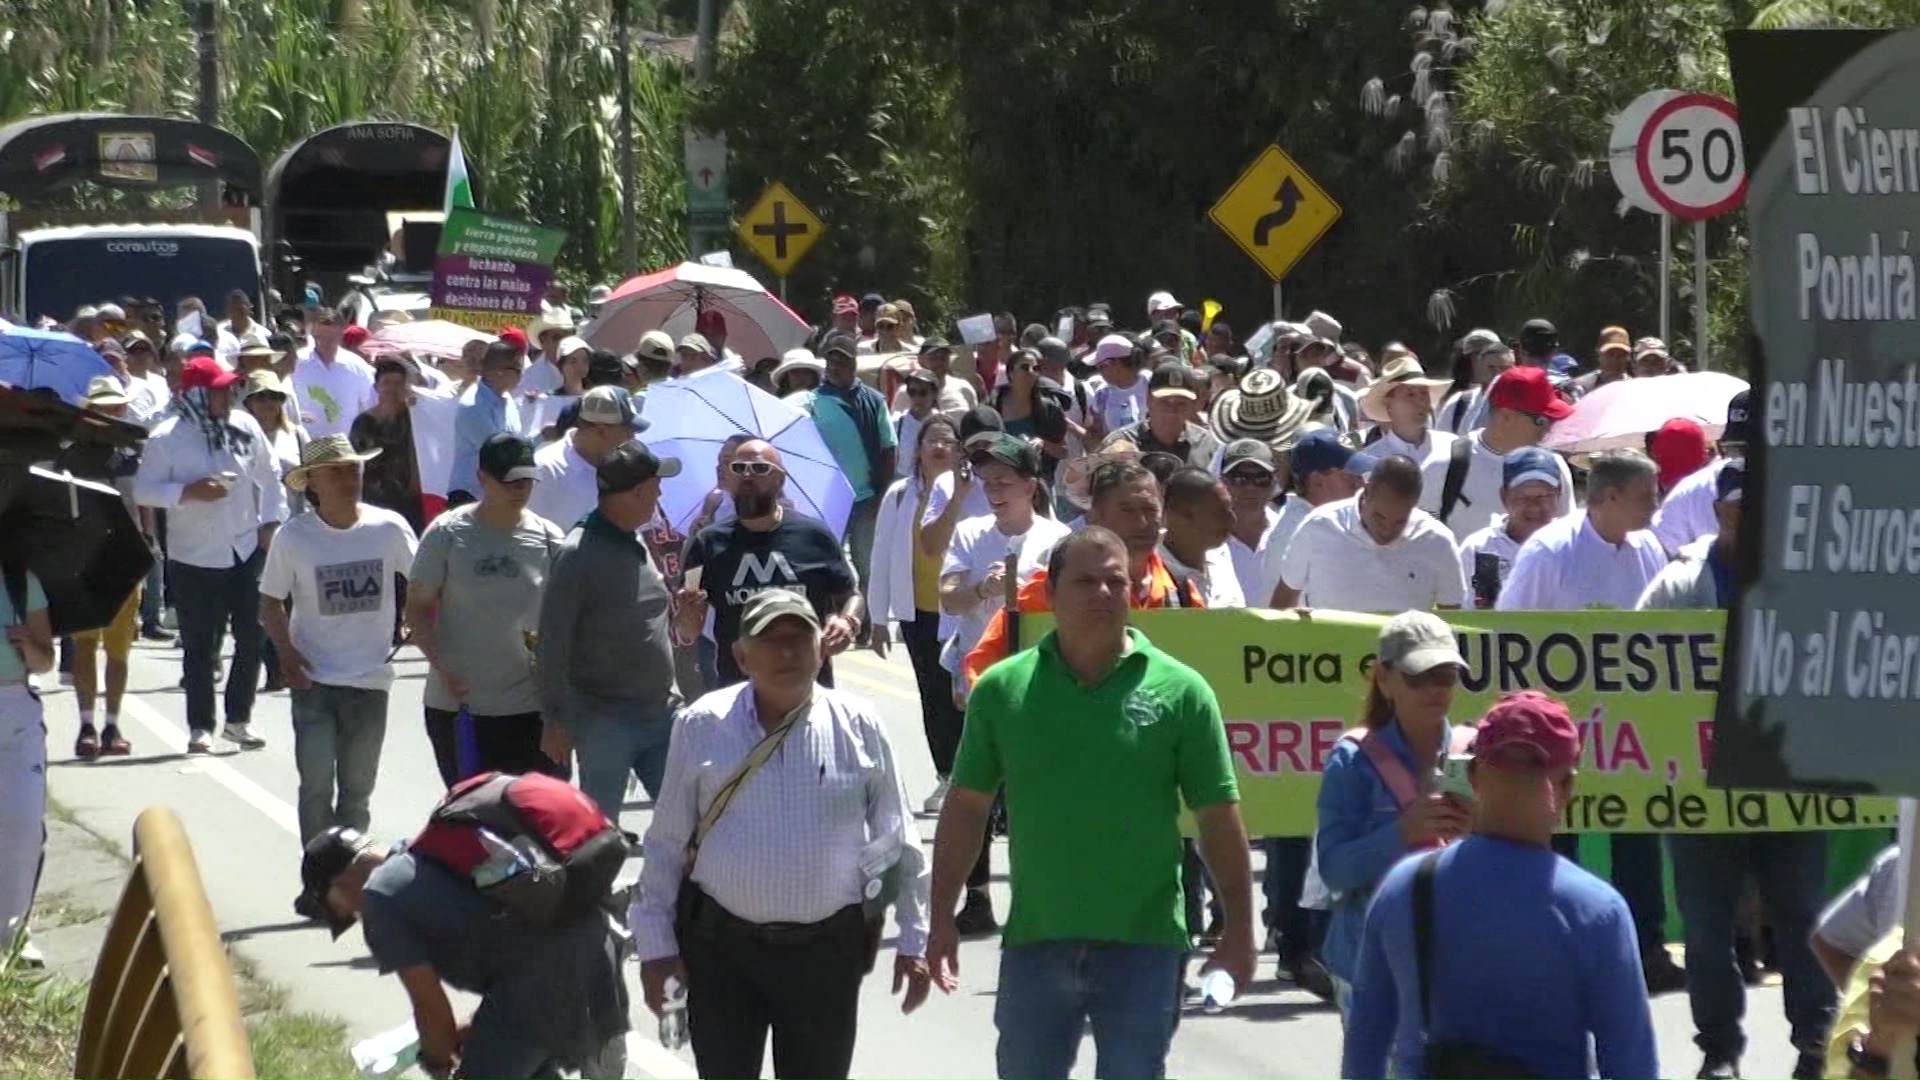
[260,505,419,690]
[684,515,857,688]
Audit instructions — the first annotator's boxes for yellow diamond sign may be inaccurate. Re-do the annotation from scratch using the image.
[737,182,823,278]
[1208,145,1342,281]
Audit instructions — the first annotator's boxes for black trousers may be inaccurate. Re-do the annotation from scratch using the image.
[679,890,868,1079]
[900,610,963,775]
[170,551,263,734]
[423,707,563,788]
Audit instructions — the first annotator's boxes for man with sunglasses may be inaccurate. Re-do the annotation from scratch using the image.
[292,306,377,440]
[677,440,863,690]
[1437,365,1574,539]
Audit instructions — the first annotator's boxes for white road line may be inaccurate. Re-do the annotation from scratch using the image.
[118,696,301,837]
[625,1032,698,1080]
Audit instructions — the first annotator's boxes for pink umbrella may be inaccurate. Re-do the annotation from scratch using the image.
[583,262,811,362]
[361,319,494,362]
[1543,371,1749,454]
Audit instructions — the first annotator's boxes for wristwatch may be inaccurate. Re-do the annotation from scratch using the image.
[1849,1033,1891,1079]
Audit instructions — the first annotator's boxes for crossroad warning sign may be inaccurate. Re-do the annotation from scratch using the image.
[737,182,823,278]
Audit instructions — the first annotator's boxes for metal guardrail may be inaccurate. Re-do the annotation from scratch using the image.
[74,807,254,1080]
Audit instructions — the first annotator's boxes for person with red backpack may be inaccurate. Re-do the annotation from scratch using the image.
[1314,610,1473,1018]
[296,770,631,1080]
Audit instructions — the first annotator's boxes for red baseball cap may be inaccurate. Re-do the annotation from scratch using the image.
[341,324,371,349]
[1647,418,1710,490]
[179,355,240,392]
[1486,364,1573,421]
[832,293,859,316]
[1473,691,1580,772]
[499,326,528,349]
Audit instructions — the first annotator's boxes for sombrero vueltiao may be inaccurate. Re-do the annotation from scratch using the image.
[285,433,382,492]
[1210,368,1312,448]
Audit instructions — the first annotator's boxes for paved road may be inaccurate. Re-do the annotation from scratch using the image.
[43,636,1811,1079]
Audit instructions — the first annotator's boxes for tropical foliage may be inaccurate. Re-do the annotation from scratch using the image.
[1,0,1914,362]
[0,0,692,287]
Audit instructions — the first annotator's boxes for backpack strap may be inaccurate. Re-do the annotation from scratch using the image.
[687,697,808,874]
[1362,425,1385,447]
[1342,727,1424,811]
[1437,434,1473,525]
[1413,848,1443,1032]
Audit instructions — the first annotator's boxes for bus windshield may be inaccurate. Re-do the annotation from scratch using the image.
[21,233,260,325]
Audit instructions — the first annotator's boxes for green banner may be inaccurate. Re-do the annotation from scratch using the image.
[1021,608,1900,837]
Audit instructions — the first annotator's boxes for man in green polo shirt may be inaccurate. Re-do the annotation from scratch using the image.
[924,526,1255,1080]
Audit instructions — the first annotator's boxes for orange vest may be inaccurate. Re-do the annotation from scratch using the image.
[961,550,1204,686]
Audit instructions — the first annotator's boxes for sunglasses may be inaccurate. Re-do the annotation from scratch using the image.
[1223,469,1274,486]
[727,460,781,477]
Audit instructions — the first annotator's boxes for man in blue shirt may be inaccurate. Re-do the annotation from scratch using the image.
[808,332,896,607]
[450,341,524,505]
[1343,691,1658,1080]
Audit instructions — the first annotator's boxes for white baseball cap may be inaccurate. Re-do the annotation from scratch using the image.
[1147,290,1181,314]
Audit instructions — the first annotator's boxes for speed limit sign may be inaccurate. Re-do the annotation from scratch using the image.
[1634,92,1747,219]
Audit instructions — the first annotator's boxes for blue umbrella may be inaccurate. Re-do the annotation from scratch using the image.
[639,375,856,538]
[0,326,114,404]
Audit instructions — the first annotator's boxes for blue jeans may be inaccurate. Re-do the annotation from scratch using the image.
[289,684,389,844]
[1668,832,1837,1057]
[170,551,264,734]
[571,702,676,829]
[995,941,1184,1079]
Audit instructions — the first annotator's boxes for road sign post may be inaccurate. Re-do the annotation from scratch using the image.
[738,181,823,283]
[1207,145,1341,326]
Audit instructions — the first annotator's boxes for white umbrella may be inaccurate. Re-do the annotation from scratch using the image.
[583,262,812,363]
[1543,371,1750,454]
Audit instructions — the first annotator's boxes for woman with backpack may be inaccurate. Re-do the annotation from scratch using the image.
[1313,611,1473,1018]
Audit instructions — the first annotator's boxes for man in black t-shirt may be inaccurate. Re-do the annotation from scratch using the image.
[676,440,861,689]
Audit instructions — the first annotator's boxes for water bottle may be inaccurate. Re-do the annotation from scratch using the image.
[471,827,531,888]
[658,975,689,1049]
[1199,969,1236,1014]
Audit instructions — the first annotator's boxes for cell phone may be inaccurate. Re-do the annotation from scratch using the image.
[1440,754,1475,803]
[683,566,704,593]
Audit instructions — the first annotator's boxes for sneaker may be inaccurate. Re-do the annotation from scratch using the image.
[16,934,44,970]
[187,730,214,754]
[954,889,1000,937]
[1696,1055,1739,1079]
[100,727,132,756]
[74,727,100,761]
[923,778,950,815]
[139,624,174,642]
[1294,956,1336,1002]
[293,892,328,923]
[221,723,266,750]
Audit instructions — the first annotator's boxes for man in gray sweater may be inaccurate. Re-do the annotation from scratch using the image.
[537,441,684,830]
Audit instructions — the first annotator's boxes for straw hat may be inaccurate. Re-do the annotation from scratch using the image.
[1209,368,1312,446]
[243,368,291,401]
[83,376,130,407]
[285,433,381,492]
[1359,355,1452,424]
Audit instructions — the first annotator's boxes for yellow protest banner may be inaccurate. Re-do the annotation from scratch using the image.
[1019,608,1899,837]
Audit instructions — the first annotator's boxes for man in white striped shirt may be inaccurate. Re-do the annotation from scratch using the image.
[631,589,932,1079]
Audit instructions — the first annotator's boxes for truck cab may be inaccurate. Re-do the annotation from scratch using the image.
[0,113,263,325]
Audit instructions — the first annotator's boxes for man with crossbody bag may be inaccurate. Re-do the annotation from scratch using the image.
[631,590,932,1079]
[1340,692,1658,1079]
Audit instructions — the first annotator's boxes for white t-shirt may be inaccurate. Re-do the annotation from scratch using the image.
[260,505,419,690]
[1437,387,1490,436]
[1441,431,1575,538]
[1091,377,1148,436]
[891,374,976,417]
[938,514,1072,675]
[894,410,933,480]
[1372,428,1458,516]
[292,348,377,440]
[520,355,565,397]
[1225,507,1279,607]
[526,435,599,532]
[1162,543,1247,609]
[1456,516,1526,601]
[1652,457,1729,555]
[1258,493,1320,607]
[1494,512,1667,612]
[1278,496,1466,612]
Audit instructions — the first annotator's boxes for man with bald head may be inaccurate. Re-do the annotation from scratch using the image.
[677,439,863,689]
